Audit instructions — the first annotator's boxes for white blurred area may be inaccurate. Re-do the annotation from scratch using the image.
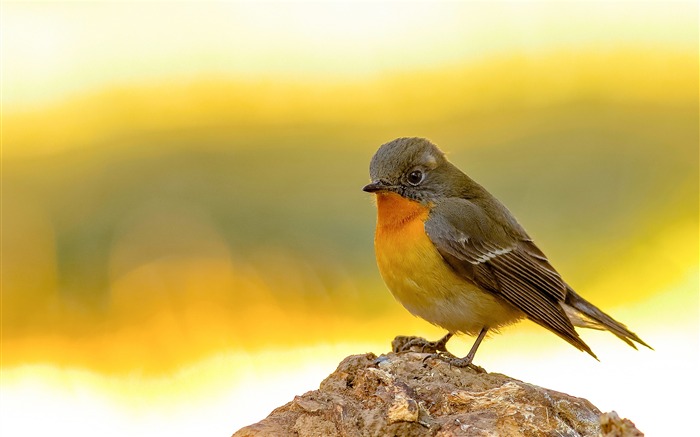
[3,2,695,112]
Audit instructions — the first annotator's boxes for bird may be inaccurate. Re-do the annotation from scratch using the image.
[363,137,651,368]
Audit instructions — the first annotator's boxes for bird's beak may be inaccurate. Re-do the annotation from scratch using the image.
[362,180,390,193]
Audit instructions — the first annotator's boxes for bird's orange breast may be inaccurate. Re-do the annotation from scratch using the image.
[373,192,446,309]
[372,192,522,334]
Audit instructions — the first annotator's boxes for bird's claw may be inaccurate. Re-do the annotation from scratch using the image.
[423,352,487,373]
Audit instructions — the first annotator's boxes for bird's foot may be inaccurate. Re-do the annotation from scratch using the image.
[391,334,452,354]
[424,352,487,373]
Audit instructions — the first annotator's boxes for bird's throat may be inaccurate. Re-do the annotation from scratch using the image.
[375,192,430,230]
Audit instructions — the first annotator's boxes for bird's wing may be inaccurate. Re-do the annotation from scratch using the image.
[425,198,595,357]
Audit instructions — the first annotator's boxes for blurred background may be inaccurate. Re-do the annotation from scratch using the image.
[1,1,697,436]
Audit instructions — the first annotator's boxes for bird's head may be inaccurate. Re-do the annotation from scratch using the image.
[363,137,470,204]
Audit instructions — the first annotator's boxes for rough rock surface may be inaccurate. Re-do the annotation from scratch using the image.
[233,343,642,437]
[599,411,644,437]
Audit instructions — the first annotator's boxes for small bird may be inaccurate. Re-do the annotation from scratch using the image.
[363,137,650,368]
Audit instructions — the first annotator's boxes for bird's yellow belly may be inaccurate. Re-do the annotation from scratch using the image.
[374,193,521,334]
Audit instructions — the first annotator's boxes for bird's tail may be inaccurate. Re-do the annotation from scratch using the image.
[563,287,652,350]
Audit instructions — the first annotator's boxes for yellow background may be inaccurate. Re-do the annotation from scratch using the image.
[2,1,698,436]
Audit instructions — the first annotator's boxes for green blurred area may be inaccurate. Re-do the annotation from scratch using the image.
[5,100,697,310]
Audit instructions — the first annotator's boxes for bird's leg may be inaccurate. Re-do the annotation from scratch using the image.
[392,332,453,354]
[439,327,489,371]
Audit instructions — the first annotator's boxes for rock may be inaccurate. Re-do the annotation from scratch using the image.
[233,339,643,437]
[600,411,644,437]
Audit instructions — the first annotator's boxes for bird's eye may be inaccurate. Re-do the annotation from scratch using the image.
[407,169,424,185]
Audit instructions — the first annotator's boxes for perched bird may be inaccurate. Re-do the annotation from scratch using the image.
[363,137,650,368]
